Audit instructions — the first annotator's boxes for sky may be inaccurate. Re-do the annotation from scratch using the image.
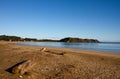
[0,0,120,42]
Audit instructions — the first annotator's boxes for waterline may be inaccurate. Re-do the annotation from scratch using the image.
[18,42,120,53]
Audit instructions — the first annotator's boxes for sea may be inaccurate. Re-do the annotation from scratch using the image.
[18,42,120,53]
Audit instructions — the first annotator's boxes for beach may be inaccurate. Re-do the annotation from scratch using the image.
[0,41,120,79]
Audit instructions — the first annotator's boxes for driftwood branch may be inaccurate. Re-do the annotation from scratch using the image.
[40,48,46,52]
[12,59,36,75]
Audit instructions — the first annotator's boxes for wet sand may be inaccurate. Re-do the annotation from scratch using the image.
[0,41,120,79]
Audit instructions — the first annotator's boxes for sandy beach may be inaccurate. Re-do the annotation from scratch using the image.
[0,41,120,79]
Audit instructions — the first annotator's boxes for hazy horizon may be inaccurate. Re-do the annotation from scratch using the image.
[0,0,120,42]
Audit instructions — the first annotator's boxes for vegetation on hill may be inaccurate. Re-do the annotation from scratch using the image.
[0,35,21,41]
[0,35,99,43]
[59,37,99,43]
[0,35,37,42]
[0,35,58,42]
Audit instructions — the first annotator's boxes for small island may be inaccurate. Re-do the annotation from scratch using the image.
[0,35,99,43]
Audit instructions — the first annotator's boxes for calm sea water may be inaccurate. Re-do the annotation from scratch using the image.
[18,42,120,53]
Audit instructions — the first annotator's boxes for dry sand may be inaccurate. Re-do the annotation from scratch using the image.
[0,41,120,79]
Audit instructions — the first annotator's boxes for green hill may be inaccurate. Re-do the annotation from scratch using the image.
[59,37,99,43]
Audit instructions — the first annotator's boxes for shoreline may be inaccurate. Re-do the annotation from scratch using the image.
[17,41,120,53]
[16,41,120,58]
[0,41,120,79]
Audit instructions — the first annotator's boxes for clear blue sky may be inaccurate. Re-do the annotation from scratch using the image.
[0,0,120,42]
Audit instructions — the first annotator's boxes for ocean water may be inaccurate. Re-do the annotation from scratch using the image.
[18,42,120,53]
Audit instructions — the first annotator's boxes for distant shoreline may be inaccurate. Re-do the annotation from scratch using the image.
[0,35,99,43]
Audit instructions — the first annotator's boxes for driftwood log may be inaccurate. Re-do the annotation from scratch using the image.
[12,59,36,75]
[40,48,46,52]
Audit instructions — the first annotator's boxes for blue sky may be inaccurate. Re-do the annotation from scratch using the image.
[0,0,120,42]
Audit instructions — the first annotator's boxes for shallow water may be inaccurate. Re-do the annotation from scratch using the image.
[18,42,120,53]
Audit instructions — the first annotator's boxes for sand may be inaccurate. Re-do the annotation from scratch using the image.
[0,41,120,79]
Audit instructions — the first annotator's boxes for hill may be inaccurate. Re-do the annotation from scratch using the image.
[59,37,99,43]
[0,35,99,43]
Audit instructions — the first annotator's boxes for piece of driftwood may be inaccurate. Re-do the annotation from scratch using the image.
[40,48,46,52]
[46,50,65,55]
[12,59,36,75]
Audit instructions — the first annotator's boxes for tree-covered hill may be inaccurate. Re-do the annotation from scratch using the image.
[0,35,99,43]
[59,37,99,43]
